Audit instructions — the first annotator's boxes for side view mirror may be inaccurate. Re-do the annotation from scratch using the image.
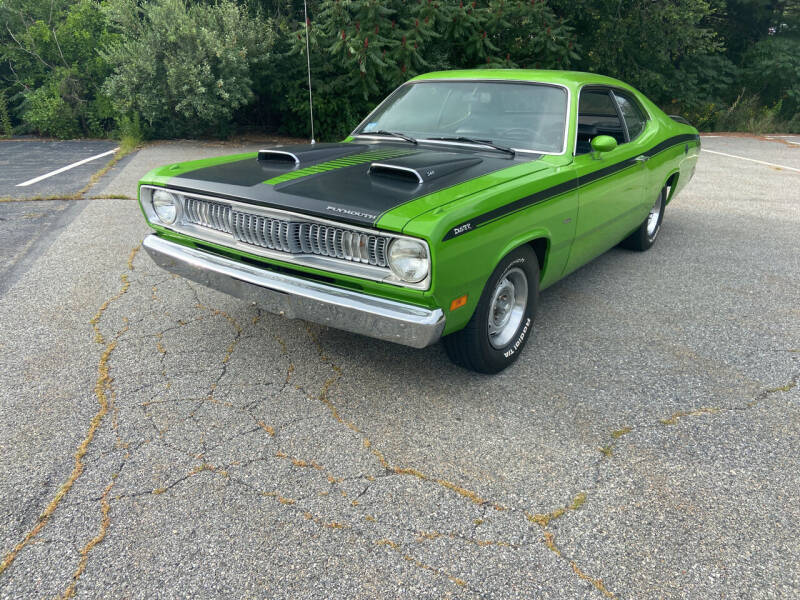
[591,135,617,154]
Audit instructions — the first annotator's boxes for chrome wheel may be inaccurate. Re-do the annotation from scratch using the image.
[646,191,664,240]
[487,267,528,349]
[442,246,539,374]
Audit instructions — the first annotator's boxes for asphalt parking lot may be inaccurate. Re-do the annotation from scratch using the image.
[0,134,798,598]
[0,140,119,199]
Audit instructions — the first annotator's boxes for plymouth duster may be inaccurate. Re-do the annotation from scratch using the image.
[138,70,700,373]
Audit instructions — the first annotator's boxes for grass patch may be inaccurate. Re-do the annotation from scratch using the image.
[611,426,632,439]
[766,381,796,393]
[119,134,141,155]
[659,407,719,426]
[527,491,588,527]
[569,492,587,511]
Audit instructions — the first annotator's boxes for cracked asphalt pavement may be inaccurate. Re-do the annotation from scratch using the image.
[0,135,798,599]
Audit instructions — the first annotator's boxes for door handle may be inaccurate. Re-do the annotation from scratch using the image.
[634,155,649,163]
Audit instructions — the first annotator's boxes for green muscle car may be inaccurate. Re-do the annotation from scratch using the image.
[139,69,700,373]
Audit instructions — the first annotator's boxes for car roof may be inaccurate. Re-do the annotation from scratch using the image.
[409,69,633,92]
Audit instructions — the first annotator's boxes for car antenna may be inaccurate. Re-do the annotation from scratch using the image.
[304,0,315,144]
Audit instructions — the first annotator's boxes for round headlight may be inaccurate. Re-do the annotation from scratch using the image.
[388,238,429,283]
[152,189,177,225]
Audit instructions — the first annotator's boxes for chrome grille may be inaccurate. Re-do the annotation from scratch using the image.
[182,195,389,267]
[232,212,293,253]
[184,196,232,233]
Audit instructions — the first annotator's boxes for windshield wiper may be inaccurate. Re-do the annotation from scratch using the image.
[426,136,515,157]
[368,130,418,144]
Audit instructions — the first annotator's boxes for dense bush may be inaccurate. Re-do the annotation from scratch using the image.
[0,0,798,138]
[0,0,117,138]
[550,0,723,97]
[742,36,800,123]
[0,91,12,136]
[101,0,272,137]
[713,92,788,133]
[663,53,741,130]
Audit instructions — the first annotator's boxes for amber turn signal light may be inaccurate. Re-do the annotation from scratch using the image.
[450,295,468,311]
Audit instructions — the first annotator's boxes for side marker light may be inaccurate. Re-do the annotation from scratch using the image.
[450,295,468,311]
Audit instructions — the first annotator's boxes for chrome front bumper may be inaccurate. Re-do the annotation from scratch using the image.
[143,235,445,348]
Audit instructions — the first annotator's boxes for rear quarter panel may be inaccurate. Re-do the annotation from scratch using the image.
[635,94,701,203]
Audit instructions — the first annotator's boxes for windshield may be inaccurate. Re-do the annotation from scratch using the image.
[354,80,568,154]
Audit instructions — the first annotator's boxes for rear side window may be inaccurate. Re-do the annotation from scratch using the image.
[613,91,647,140]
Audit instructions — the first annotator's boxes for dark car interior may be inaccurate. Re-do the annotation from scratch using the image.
[576,89,628,155]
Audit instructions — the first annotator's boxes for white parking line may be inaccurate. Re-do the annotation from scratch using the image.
[765,136,800,145]
[16,148,119,187]
[701,149,800,173]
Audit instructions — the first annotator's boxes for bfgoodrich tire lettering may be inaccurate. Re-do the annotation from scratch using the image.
[443,246,539,374]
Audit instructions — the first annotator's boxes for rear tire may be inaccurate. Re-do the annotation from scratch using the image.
[443,246,539,374]
[620,187,665,251]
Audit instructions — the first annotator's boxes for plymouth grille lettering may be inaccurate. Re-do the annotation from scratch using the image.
[326,206,378,220]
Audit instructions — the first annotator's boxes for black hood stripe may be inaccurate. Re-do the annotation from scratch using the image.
[165,141,538,228]
[266,148,416,185]
[443,134,699,241]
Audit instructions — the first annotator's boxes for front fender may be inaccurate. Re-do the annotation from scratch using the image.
[402,173,579,335]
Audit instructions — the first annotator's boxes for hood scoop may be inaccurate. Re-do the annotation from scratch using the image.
[368,152,483,184]
[258,143,366,166]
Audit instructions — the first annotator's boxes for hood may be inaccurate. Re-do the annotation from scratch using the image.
[151,141,542,228]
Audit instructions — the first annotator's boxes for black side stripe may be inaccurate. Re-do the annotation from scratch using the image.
[643,133,699,157]
[442,178,578,240]
[442,134,698,241]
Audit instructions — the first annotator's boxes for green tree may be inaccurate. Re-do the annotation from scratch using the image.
[0,90,12,136]
[0,0,116,137]
[716,0,789,61]
[743,35,800,121]
[101,0,273,138]
[3,0,798,138]
[550,0,723,100]
[269,0,578,140]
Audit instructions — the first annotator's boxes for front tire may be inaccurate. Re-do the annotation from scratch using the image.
[443,246,539,374]
[620,187,665,251]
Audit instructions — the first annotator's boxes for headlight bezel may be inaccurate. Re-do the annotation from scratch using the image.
[387,237,431,284]
[151,189,178,225]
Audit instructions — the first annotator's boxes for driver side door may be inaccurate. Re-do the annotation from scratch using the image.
[564,86,649,274]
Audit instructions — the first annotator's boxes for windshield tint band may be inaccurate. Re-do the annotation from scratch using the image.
[443,134,699,241]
